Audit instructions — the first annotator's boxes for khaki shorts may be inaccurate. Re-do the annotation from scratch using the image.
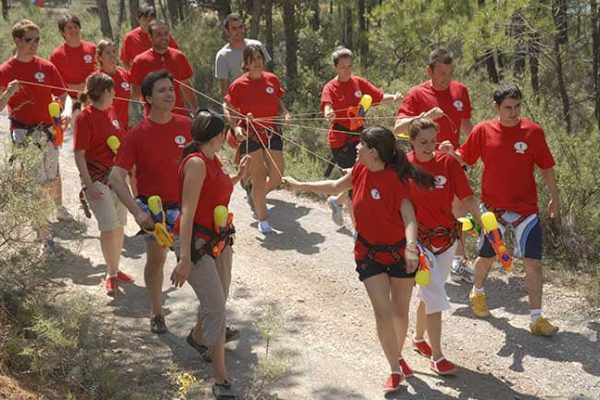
[85,181,128,232]
[12,129,60,184]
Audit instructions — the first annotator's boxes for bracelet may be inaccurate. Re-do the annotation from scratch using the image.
[406,240,417,246]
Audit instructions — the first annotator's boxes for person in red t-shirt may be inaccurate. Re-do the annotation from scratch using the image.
[440,83,560,337]
[96,39,131,131]
[406,117,481,376]
[73,72,133,295]
[224,44,291,234]
[130,19,197,117]
[321,46,402,228]
[0,19,73,253]
[49,14,97,99]
[284,126,435,392]
[395,49,475,283]
[120,4,179,70]
[170,110,250,399]
[110,70,192,334]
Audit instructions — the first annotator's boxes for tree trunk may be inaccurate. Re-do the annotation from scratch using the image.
[592,0,600,128]
[481,48,499,83]
[282,0,298,80]
[96,0,114,40]
[129,0,140,28]
[510,10,526,77]
[177,0,184,22]
[554,36,572,133]
[343,6,353,49]
[157,0,168,22]
[117,0,126,31]
[1,0,8,21]
[215,0,232,21]
[529,31,541,100]
[552,0,569,44]
[357,0,368,67]
[264,0,274,71]
[167,0,178,26]
[249,0,262,39]
[310,0,320,30]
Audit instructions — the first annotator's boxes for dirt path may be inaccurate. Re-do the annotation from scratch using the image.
[3,113,599,399]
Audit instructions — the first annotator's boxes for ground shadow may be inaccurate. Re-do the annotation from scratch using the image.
[108,284,177,320]
[50,219,96,241]
[48,245,103,286]
[121,232,145,260]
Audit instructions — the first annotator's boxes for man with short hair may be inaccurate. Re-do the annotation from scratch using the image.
[130,19,197,116]
[441,83,560,337]
[120,4,179,70]
[0,19,72,251]
[215,12,271,98]
[110,70,192,334]
[49,14,97,97]
[394,48,474,282]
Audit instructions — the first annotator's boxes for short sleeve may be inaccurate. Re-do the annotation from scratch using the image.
[458,125,483,166]
[225,82,241,109]
[48,64,67,97]
[461,84,472,120]
[260,43,272,63]
[448,156,473,200]
[533,128,556,169]
[168,35,179,49]
[215,51,228,80]
[396,89,420,118]
[320,82,333,112]
[175,52,194,80]
[129,57,143,85]
[114,129,138,171]
[119,36,131,63]
[359,78,384,105]
[73,112,91,151]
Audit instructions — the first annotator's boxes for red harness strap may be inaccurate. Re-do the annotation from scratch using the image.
[417,223,459,255]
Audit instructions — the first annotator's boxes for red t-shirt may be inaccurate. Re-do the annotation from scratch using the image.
[225,71,284,141]
[73,105,124,168]
[407,151,473,248]
[130,48,194,115]
[97,67,131,130]
[49,41,97,89]
[120,27,179,65]
[173,151,234,239]
[352,163,411,264]
[397,80,471,147]
[114,115,192,205]
[0,56,66,126]
[321,76,384,148]
[459,118,555,214]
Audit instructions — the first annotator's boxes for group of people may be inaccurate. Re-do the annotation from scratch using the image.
[0,6,561,398]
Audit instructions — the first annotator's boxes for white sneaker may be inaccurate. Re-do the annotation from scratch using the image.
[450,262,474,283]
[327,196,344,226]
[55,206,74,221]
[258,220,273,234]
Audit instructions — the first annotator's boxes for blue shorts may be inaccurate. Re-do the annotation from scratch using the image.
[135,198,180,242]
[478,207,543,260]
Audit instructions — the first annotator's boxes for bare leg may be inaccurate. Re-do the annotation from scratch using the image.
[145,241,167,316]
[415,300,427,340]
[523,258,543,310]
[100,227,124,276]
[472,256,495,289]
[426,312,443,360]
[249,150,268,221]
[390,277,415,357]
[264,149,284,193]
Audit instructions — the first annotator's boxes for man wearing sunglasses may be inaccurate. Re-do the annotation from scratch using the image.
[0,19,72,253]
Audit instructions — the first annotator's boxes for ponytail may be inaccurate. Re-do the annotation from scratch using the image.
[180,109,226,160]
[181,140,201,159]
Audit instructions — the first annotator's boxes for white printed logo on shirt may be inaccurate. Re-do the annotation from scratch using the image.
[434,175,447,189]
[112,120,121,130]
[34,72,46,82]
[453,100,464,112]
[514,141,528,154]
[266,86,275,94]
[355,90,363,98]
[83,54,93,64]
[121,82,131,91]
[174,135,187,147]
[370,188,381,200]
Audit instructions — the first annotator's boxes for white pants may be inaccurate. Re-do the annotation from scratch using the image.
[416,242,458,314]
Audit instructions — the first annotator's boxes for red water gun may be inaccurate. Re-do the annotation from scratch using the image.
[346,94,372,131]
[481,211,512,272]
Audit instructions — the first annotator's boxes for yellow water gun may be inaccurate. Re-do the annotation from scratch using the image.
[145,195,173,248]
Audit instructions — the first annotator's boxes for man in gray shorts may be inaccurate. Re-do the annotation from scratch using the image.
[214,12,271,98]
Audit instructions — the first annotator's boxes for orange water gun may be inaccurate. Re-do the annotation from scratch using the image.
[48,101,64,145]
[481,211,512,272]
[414,245,431,286]
[346,94,372,131]
[212,205,233,257]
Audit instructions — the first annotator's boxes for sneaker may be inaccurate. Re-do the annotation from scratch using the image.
[186,329,211,362]
[150,315,168,334]
[258,220,273,234]
[383,372,403,393]
[398,358,414,378]
[116,271,135,283]
[450,262,474,283]
[530,317,559,337]
[43,236,57,256]
[430,357,457,375]
[327,195,344,226]
[55,206,74,221]
[212,380,236,399]
[412,338,433,358]
[225,326,240,343]
[105,276,117,295]
[469,291,490,318]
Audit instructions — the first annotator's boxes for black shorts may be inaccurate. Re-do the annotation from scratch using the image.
[355,259,416,282]
[239,134,283,154]
[331,142,358,169]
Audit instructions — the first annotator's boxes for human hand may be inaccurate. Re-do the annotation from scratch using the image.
[548,197,560,219]
[135,210,155,231]
[237,155,251,180]
[393,92,403,102]
[438,140,454,154]
[5,80,20,97]
[84,183,103,201]
[404,247,419,273]
[424,107,444,120]
[234,126,246,141]
[170,258,192,287]
[281,176,300,189]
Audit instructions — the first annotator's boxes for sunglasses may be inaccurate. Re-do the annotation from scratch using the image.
[23,37,40,44]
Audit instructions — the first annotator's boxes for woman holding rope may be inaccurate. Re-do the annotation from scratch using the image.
[223,44,291,234]
[73,72,132,295]
[284,126,434,393]
[406,117,481,375]
[321,46,402,227]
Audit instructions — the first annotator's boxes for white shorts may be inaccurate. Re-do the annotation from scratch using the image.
[416,241,458,314]
[85,181,128,232]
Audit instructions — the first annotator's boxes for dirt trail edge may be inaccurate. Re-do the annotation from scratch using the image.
[4,113,599,400]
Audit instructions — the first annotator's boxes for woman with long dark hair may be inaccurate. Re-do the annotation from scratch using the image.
[284,126,434,393]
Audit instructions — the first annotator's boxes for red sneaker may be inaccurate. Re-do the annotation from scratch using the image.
[430,357,457,375]
[398,357,414,378]
[116,271,135,283]
[383,372,404,393]
[413,338,432,358]
[105,276,117,295]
